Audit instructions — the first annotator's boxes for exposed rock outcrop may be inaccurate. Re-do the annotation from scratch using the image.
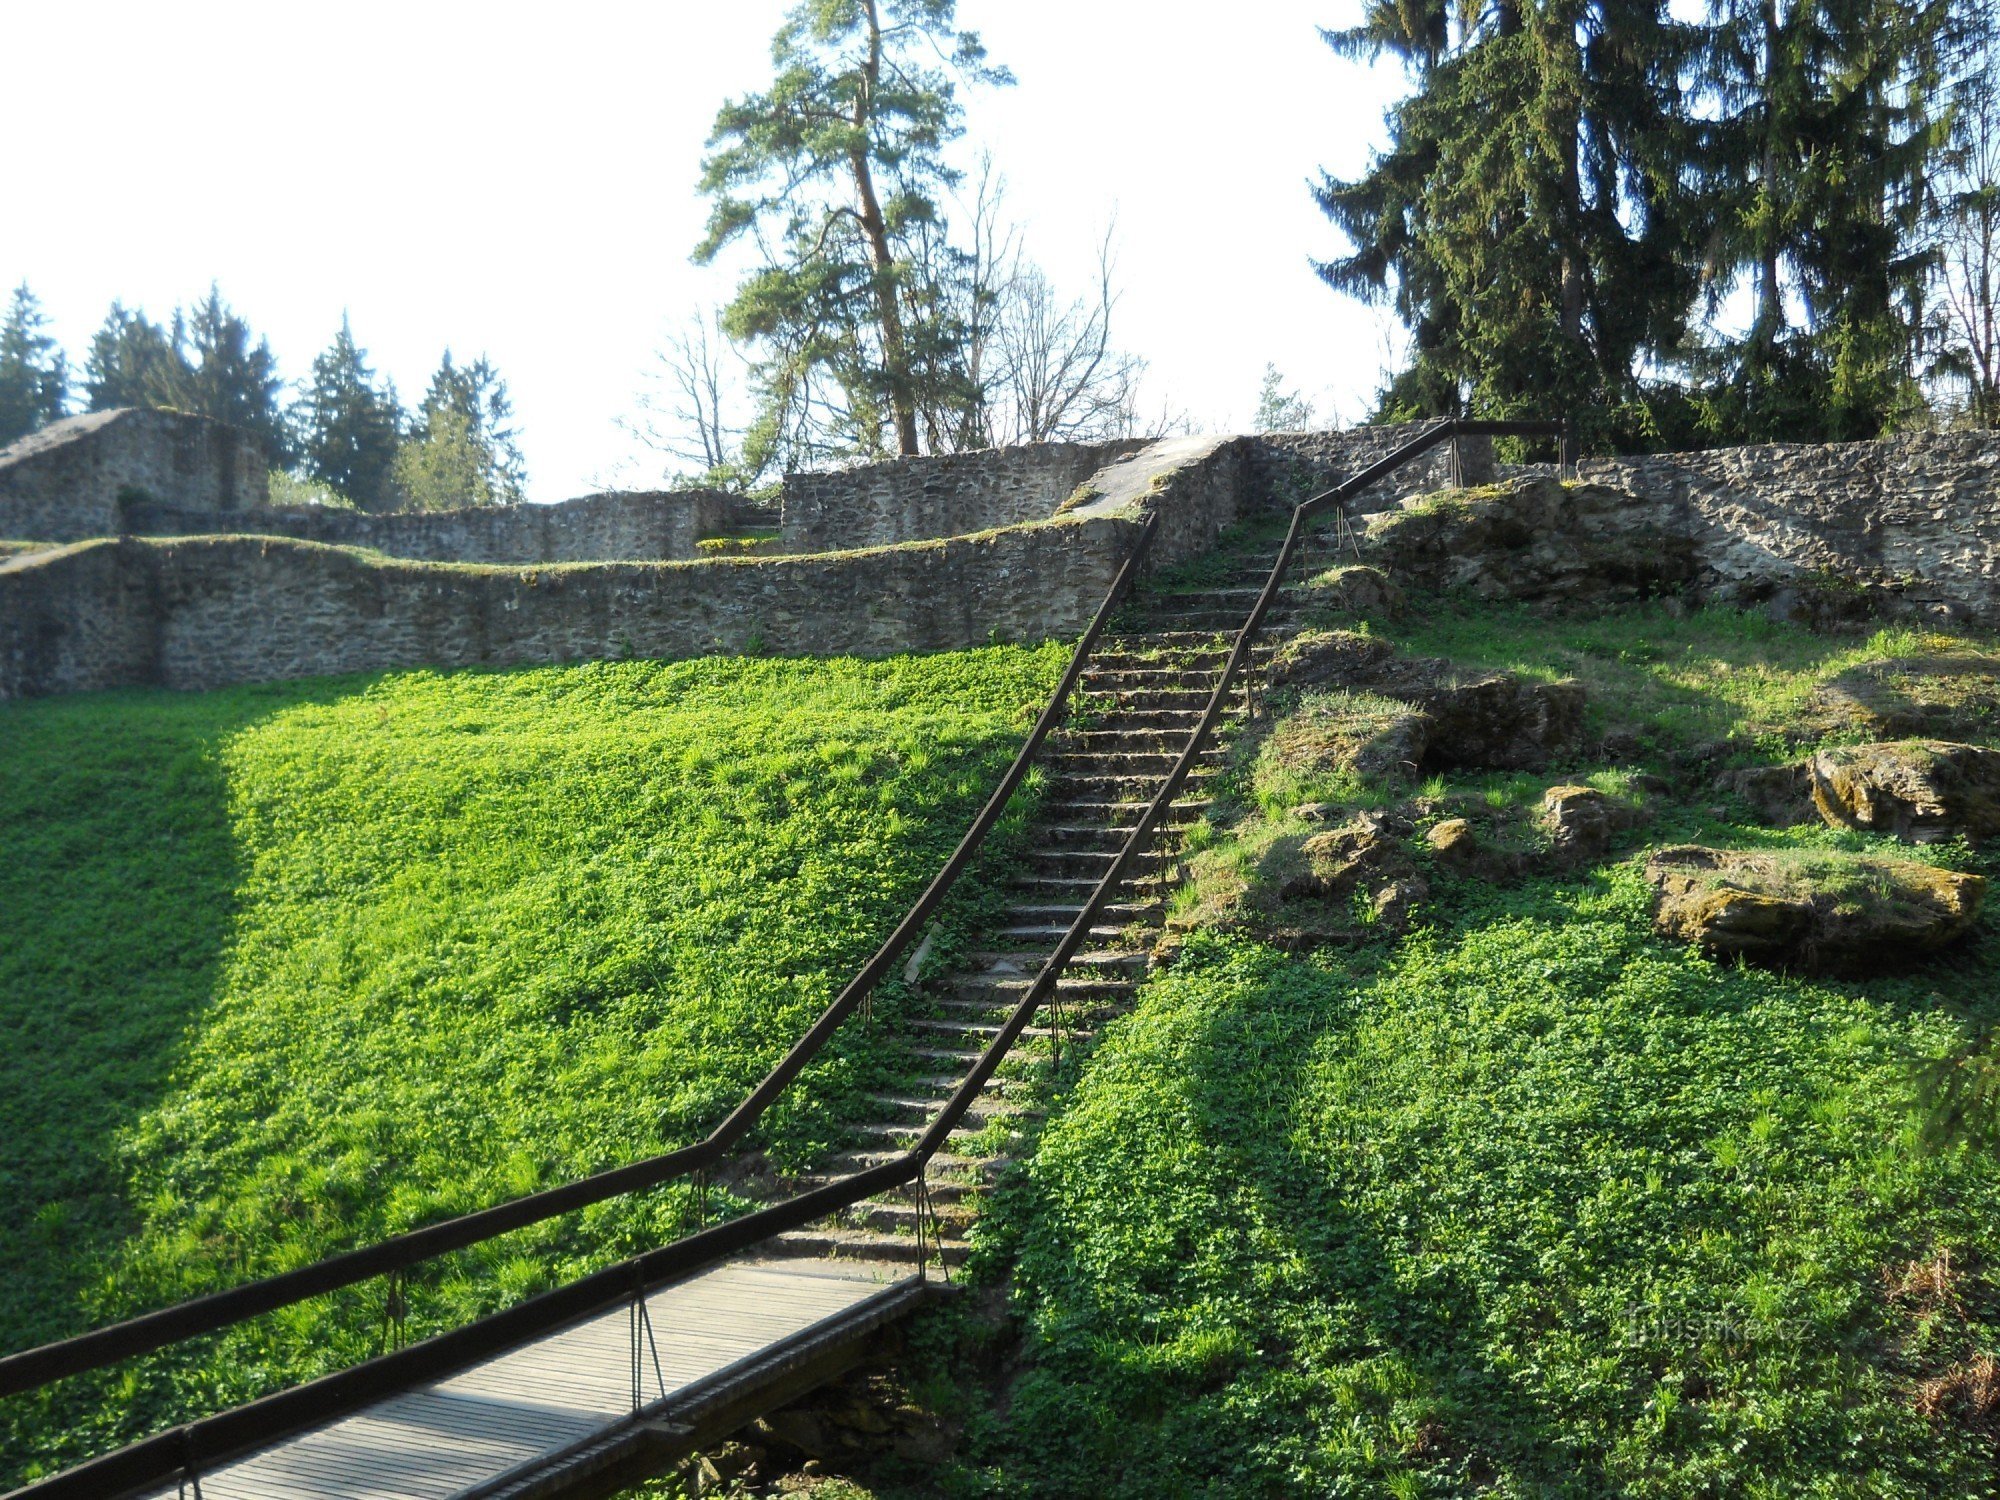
[1294,812,1428,932]
[1264,631,1585,770]
[1362,476,1695,607]
[1645,844,1985,972]
[1178,810,1428,949]
[1300,563,1405,615]
[1539,784,1648,861]
[1808,741,2000,844]
[1265,692,1430,785]
[1716,762,1817,827]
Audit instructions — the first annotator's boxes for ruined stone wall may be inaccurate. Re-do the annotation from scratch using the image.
[0,408,267,541]
[779,439,1147,552]
[1246,423,1492,514]
[0,434,1266,699]
[1582,432,2000,621]
[123,489,775,565]
[0,517,1133,698]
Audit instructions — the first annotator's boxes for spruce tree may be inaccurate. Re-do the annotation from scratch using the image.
[149,287,290,463]
[1316,0,1701,431]
[0,284,70,446]
[394,352,527,509]
[291,317,405,509]
[1686,0,1964,439]
[695,0,1010,465]
[83,303,187,412]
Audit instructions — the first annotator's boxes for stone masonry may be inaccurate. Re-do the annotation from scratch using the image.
[0,408,267,540]
[4,413,2000,700]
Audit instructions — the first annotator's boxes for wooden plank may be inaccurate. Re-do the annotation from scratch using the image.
[142,1258,911,1500]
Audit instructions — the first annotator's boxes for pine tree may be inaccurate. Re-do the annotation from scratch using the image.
[83,303,187,412]
[290,318,405,509]
[149,286,290,463]
[695,0,1011,466]
[0,284,70,447]
[393,352,527,509]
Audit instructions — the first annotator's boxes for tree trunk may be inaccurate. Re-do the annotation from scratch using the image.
[1753,0,1784,363]
[851,0,921,456]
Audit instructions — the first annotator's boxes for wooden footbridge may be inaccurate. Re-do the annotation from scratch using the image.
[1,422,1561,1500]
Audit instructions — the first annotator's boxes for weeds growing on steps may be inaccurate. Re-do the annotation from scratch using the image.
[0,645,1062,1484]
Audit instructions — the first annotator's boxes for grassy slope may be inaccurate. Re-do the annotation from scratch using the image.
[0,646,1063,1481]
[951,605,2000,1498]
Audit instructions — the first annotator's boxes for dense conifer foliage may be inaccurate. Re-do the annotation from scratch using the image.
[1319,0,1996,444]
[0,285,70,447]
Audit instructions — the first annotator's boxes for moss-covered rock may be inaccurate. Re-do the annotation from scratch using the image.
[1263,690,1428,786]
[1539,783,1648,861]
[1299,563,1404,616]
[1808,740,2000,844]
[1363,476,1694,607]
[1645,844,1986,972]
[1264,630,1585,770]
[1716,762,1817,827]
[1174,811,1426,949]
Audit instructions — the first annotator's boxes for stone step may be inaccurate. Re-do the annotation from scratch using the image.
[1037,797,1210,823]
[1025,847,1176,877]
[911,1015,1098,1042]
[962,948,1150,974]
[1067,709,1208,734]
[994,919,1156,944]
[840,1197,978,1237]
[844,1115,1014,1149]
[1008,873,1169,900]
[1054,729,1199,753]
[1075,687,1217,709]
[1046,769,1217,802]
[948,973,1137,1002]
[807,1149,1012,1182]
[906,1071,1038,1096]
[763,1226,970,1269]
[1033,822,1148,848]
[1003,899,1162,924]
[861,1091,1030,1124]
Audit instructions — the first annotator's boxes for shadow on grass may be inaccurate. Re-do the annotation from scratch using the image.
[0,676,353,1356]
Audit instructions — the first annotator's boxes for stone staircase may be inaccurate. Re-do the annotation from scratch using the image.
[763,518,1365,1269]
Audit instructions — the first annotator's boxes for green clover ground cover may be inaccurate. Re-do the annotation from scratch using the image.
[0,645,1062,1482]
[944,603,2000,1498]
[976,879,2000,1497]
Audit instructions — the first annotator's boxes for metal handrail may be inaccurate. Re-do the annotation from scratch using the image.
[13,417,1561,1497]
[0,519,1159,1404]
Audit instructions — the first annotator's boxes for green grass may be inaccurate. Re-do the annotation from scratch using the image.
[918,602,2000,1497]
[970,873,2000,1497]
[0,645,1064,1482]
[1390,604,1995,762]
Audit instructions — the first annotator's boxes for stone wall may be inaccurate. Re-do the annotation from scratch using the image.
[1066,435,1248,571]
[0,408,267,542]
[1581,432,2000,622]
[0,520,1133,698]
[0,435,1268,699]
[124,489,775,565]
[779,439,1147,553]
[1246,423,1493,514]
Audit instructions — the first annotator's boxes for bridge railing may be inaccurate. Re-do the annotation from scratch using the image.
[8,417,1563,1500]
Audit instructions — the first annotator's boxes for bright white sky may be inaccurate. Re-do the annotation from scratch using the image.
[1,2,1407,501]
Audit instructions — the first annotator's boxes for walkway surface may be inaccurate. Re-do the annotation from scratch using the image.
[140,1258,913,1500]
